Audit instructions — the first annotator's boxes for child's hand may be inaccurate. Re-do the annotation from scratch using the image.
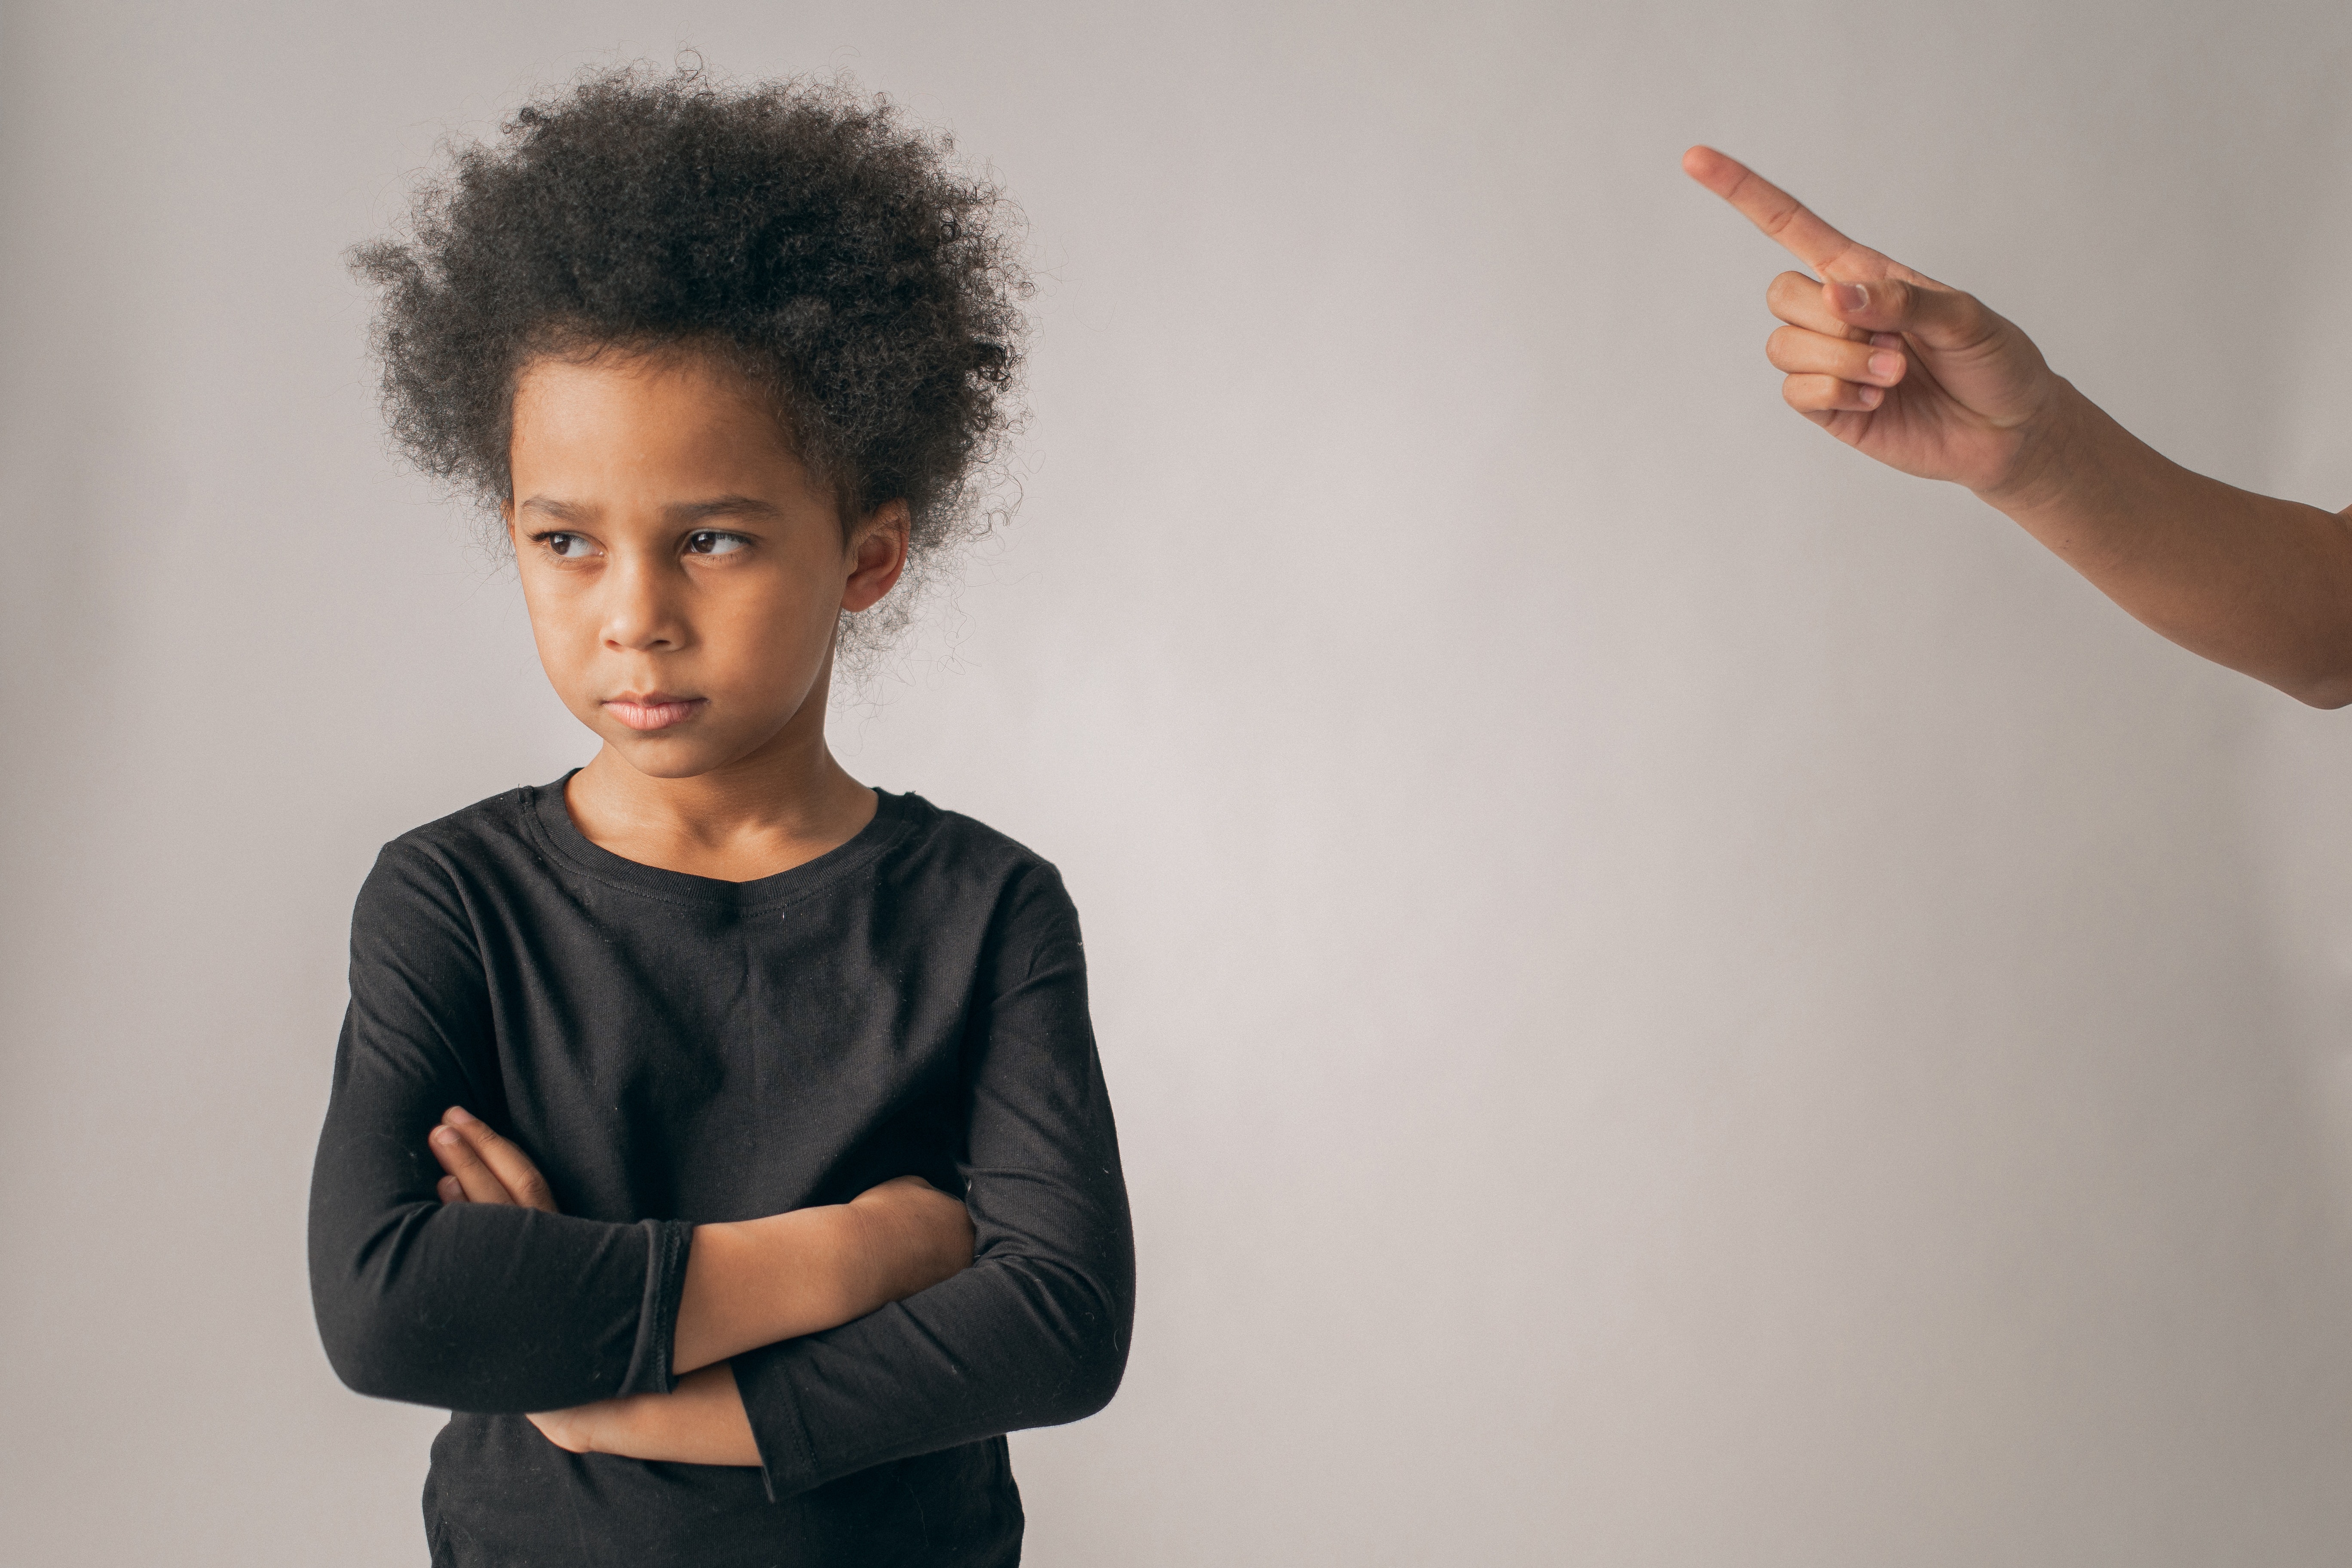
[427,1106,560,1213]
[1683,145,2069,502]
[527,1365,760,1466]
[525,1401,602,1454]
[844,1175,977,1305]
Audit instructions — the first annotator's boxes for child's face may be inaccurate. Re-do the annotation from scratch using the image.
[503,348,905,781]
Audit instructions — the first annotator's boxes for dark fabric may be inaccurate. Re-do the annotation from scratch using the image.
[308,779,1132,1567]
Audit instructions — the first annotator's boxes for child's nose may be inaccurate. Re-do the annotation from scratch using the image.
[599,557,687,651]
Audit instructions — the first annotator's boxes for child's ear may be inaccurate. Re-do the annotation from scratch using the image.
[842,500,910,612]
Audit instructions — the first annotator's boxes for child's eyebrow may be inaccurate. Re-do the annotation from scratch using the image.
[666,496,782,524]
[513,496,781,525]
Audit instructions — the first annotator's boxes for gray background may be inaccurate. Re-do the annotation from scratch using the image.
[8,2,2352,1563]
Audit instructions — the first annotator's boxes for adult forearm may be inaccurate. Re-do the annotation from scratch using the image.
[1985,381,2352,706]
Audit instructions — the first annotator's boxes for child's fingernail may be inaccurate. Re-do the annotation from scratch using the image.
[1870,332,1902,348]
[1867,351,1902,378]
[1858,385,1883,407]
[433,1127,460,1145]
[1833,282,1868,311]
[447,1106,477,1124]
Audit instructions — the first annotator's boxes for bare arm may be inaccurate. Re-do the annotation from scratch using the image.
[1683,144,2352,707]
[428,1107,972,1465]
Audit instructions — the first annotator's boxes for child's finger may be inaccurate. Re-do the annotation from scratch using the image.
[1684,145,1873,280]
[1782,372,1883,416]
[1819,277,1997,355]
[437,1175,466,1205]
[440,1107,559,1213]
[1767,324,1907,388]
[430,1122,517,1204]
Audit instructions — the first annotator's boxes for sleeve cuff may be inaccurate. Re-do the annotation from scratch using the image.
[616,1217,695,1396]
[728,1336,824,1502]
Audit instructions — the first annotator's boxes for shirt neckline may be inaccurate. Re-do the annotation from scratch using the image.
[522,770,922,913]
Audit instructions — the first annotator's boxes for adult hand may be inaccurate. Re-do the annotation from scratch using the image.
[1682,145,2071,501]
[426,1105,561,1212]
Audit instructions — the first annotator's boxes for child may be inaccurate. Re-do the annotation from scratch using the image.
[1684,145,2352,706]
[306,67,1133,1568]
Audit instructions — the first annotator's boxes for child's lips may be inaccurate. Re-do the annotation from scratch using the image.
[603,694,707,732]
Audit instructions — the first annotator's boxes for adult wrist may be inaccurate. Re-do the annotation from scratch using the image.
[1975,375,2094,517]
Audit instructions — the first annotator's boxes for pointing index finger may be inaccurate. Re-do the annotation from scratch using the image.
[1682,145,1868,281]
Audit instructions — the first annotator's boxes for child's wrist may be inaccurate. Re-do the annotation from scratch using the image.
[579,1395,635,1455]
[829,1197,894,1315]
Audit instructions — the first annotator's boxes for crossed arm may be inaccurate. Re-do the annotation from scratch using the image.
[1684,145,2352,707]
[423,1105,972,1466]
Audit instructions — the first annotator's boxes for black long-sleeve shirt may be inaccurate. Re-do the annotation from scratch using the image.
[307,780,1133,1568]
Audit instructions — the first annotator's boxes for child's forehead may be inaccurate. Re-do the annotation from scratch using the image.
[512,350,799,460]
[518,340,763,399]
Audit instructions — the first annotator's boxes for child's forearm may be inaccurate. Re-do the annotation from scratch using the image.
[670,1208,864,1375]
[671,1176,974,1375]
[529,1180,976,1467]
[424,1112,974,1380]
[1986,382,2352,707]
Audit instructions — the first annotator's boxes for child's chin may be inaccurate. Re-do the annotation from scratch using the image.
[603,730,735,779]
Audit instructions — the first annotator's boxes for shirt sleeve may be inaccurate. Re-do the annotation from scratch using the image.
[729,861,1136,1500]
[306,840,693,1413]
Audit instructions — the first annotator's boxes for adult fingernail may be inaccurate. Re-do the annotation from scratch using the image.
[433,1127,459,1145]
[1834,282,1868,311]
[447,1107,477,1124]
[1868,351,1902,378]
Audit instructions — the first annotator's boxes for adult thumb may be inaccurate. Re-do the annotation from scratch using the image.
[1823,277,1995,352]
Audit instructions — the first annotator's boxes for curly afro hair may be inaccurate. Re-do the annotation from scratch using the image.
[352,63,1029,654]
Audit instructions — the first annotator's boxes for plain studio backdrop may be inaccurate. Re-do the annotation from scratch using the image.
[10,2,2352,1563]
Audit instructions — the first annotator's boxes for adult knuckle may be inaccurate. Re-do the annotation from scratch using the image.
[1920,286,1993,348]
[1954,292,1998,344]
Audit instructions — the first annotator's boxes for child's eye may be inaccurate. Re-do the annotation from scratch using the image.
[685,530,750,557]
[536,532,598,559]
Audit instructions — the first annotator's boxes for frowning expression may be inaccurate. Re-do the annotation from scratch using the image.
[503,347,905,780]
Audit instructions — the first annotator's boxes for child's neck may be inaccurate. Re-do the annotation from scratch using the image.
[562,729,877,884]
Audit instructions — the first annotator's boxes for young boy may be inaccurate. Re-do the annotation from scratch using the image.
[1684,145,2352,705]
[306,69,1133,1567]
